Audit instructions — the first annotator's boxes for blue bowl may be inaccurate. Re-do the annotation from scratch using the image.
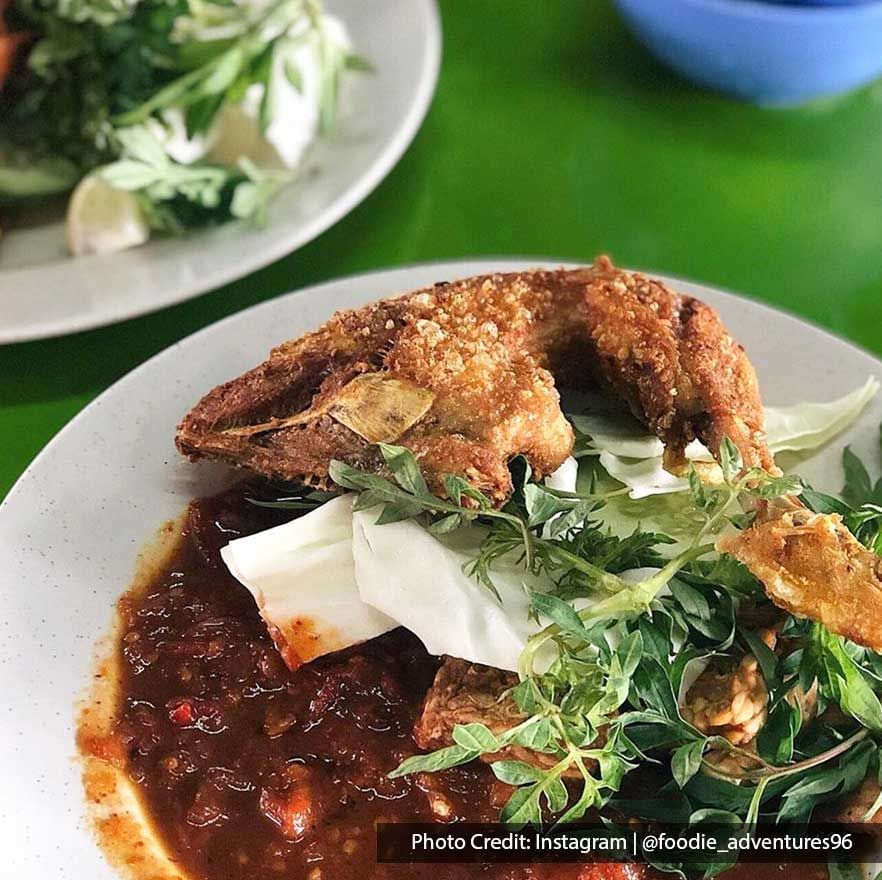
[614,0,882,105]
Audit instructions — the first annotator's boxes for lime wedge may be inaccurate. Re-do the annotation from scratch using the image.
[65,174,150,256]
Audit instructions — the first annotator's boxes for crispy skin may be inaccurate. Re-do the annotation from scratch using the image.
[576,261,770,474]
[413,657,598,775]
[412,658,524,752]
[177,258,773,501]
[718,503,882,651]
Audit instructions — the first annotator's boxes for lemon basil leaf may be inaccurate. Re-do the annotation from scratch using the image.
[671,739,706,789]
[491,760,541,786]
[842,446,873,508]
[719,436,743,481]
[378,444,430,496]
[388,744,479,778]
[530,591,590,640]
[801,485,852,516]
[756,701,800,765]
[451,722,499,753]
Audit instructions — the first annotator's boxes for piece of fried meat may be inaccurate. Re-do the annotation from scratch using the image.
[177,258,772,502]
[718,501,882,651]
[413,657,598,776]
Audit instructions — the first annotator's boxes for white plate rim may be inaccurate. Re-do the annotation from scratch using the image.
[0,0,442,345]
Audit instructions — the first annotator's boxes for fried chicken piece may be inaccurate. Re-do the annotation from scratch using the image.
[577,261,770,474]
[718,500,882,651]
[413,657,601,775]
[177,258,773,501]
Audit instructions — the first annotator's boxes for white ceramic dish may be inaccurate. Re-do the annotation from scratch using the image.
[1,260,881,877]
[0,0,441,344]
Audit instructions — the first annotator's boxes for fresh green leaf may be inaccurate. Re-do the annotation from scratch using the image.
[427,513,464,536]
[756,701,799,765]
[801,486,852,517]
[530,592,589,640]
[499,784,543,826]
[490,760,541,786]
[632,657,680,718]
[451,723,499,753]
[544,777,569,813]
[509,717,553,750]
[668,578,710,620]
[2,0,362,230]
[378,444,429,496]
[842,446,873,508]
[617,630,644,678]
[719,437,743,481]
[388,744,479,777]
[523,483,568,527]
[805,624,882,731]
[671,739,705,788]
[740,627,778,687]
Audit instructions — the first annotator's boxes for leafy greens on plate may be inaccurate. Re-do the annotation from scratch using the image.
[304,381,882,875]
[0,0,365,249]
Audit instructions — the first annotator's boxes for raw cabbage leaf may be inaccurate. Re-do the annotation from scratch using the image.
[576,378,878,500]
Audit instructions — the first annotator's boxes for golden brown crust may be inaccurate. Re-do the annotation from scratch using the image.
[412,658,523,752]
[177,258,773,501]
[412,657,595,775]
[718,504,882,651]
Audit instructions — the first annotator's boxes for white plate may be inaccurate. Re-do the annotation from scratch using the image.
[1,260,881,877]
[0,0,440,345]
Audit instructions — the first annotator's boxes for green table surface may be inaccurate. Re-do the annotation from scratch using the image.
[3,0,882,500]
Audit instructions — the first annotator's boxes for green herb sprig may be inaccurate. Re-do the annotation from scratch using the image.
[100,127,294,230]
[310,432,882,877]
[325,438,845,840]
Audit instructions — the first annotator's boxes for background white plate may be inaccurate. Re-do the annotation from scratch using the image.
[1,260,881,877]
[0,0,441,344]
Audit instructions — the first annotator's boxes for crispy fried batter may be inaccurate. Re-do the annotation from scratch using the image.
[577,261,770,474]
[177,258,882,667]
[718,501,882,651]
[413,657,599,776]
[177,258,772,501]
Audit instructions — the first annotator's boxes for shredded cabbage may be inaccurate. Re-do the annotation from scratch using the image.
[575,377,878,500]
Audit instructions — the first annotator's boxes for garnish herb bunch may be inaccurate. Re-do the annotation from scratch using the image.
[1,0,363,226]
[324,437,882,877]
